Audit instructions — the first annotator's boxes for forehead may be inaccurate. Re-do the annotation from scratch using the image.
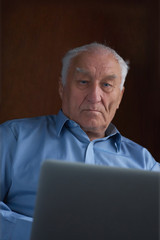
[69,51,121,76]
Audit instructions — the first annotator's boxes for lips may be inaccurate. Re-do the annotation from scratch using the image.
[80,105,104,114]
[82,109,101,113]
[87,109,100,112]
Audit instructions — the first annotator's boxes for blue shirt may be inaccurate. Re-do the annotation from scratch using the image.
[0,110,159,240]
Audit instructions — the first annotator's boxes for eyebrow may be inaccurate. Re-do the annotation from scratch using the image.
[104,74,117,80]
[76,67,118,80]
[75,67,89,74]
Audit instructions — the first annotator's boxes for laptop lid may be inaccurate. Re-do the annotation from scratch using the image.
[31,160,160,240]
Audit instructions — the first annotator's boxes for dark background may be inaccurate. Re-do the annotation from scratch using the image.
[1,0,160,162]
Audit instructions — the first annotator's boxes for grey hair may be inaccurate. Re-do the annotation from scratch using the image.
[61,42,129,90]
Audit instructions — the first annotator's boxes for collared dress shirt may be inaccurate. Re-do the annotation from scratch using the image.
[0,110,159,240]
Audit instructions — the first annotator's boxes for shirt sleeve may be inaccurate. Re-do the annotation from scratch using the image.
[0,123,33,240]
[143,147,160,172]
[150,161,160,172]
[0,202,33,240]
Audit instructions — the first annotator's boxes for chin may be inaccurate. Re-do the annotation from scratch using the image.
[77,114,106,130]
[80,122,103,131]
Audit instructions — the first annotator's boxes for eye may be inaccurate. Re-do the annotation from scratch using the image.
[103,83,112,87]
[76,80,89,89]
[79,80,88,84]
[102,82,113,92]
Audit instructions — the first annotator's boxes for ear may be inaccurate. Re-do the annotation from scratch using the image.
[117,87,125,109]
[59,78,64,99]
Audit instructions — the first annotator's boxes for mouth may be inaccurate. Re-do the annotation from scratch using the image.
[82,109,101,113]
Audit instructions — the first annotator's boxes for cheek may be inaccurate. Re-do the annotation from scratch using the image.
[62,90,83,113]
[70,89,86,107]
[103,95,121,112]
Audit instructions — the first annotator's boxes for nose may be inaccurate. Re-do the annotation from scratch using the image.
[86,83,102,103]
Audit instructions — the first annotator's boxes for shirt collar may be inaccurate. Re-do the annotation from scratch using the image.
[56,110,69,136]
[105,123,121,152]
[56,110,121,151]
[105,122,118,136]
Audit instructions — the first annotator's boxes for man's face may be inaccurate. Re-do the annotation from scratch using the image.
[59,50,124,140]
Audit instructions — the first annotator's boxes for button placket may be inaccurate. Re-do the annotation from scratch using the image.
[85,141,95,164]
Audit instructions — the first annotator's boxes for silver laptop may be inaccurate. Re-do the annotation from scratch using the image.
[30,160,160,240]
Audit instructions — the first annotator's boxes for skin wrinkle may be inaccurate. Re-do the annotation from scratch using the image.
[59,50,124,141]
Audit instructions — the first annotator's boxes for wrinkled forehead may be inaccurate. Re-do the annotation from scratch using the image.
[68,50,121,77]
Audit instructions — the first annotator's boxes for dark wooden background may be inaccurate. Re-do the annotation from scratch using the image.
[1,0,160,162]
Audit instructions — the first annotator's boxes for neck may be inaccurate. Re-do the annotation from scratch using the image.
[83,129,106,141]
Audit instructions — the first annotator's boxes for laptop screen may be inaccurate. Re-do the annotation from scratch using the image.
[31,160,160,240]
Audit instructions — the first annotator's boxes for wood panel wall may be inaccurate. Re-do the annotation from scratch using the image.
[1,0,160,162]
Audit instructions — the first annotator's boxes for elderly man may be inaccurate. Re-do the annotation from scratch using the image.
[0,43,159,240]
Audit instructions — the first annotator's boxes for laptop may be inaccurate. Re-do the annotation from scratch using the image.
[30,160,160,240]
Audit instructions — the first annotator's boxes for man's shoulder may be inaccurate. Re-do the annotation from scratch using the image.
[0,115,57,131]
[121,135,142,147]
[120,134,155,159]
[120,135,150,153]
